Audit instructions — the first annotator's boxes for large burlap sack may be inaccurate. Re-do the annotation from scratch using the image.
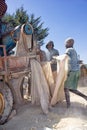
[51,54,69,106]
[41,61,55,97]
[30,59,50,114]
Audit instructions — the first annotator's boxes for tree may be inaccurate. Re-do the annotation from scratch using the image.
[3,6,49,46]
[29,14,49,45]
[15,6,29,25]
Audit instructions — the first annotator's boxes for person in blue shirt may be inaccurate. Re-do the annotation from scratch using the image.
[64,37,87,108]
[0,1,16,56]
[45,41,59,61]
[0,0,7,42]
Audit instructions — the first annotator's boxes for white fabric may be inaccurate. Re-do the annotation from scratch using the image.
[51,54,69,106]
[41,54,69,106]
[30,59,50,114]
[41,61,55,97]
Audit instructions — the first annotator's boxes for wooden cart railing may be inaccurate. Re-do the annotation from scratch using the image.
[0,45,37,79]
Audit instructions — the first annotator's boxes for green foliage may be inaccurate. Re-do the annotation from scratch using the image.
[15,6,29,25]
[29,14,49,45]
[3,6,49,45]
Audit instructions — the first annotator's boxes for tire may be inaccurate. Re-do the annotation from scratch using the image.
[0,82,13,124]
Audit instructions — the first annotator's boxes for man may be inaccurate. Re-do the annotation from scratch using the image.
[64,37,87,108]
[45,41,59,61]
[0,0,7,55]
[0,0,7,118]
[0,0,7,35]
[0,1,16,56]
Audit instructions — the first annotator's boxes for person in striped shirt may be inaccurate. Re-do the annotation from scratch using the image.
[0,0,7,19]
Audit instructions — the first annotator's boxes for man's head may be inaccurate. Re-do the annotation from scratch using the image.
[46,41,54,49]
[0,0,7,19]
[65,37,74,48]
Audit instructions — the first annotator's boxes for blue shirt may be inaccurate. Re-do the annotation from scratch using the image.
[46,48,59,61]
[65,47,80,71]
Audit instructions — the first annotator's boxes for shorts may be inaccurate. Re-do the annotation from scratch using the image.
[64,70,80,90]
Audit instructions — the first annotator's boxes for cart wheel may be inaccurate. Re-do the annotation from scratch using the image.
[0,82,13,124]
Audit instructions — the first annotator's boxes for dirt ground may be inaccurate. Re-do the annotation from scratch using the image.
[0,78,87,130]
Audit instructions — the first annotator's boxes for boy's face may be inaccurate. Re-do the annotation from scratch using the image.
[65,40,73,48]
[47,43,53,50]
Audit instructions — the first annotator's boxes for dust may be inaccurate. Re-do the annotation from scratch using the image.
[0,79,87,130]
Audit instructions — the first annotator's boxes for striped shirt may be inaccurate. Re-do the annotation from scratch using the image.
[0,0,7,18]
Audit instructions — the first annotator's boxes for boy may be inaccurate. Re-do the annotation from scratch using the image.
[64,37,87,108]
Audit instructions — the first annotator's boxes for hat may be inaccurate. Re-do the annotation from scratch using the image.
[0,0,7,18]
[65,37,74,48]
[46,41,54,49]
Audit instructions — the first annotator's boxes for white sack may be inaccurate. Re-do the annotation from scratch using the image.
[30,59,50,114]
[41,61,55,97]
[51,54,69,106]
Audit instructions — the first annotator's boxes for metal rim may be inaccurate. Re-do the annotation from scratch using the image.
[0,93,5,115]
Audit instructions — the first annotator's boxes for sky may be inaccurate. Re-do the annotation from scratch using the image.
[6,0,87,63]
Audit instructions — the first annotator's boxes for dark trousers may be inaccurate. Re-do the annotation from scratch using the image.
[64,87,87,108]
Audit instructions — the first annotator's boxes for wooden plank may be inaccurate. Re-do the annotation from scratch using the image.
[0,55,36,73]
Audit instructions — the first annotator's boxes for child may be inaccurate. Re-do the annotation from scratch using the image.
[64,37,87,108]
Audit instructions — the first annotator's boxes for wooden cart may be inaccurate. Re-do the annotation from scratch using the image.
[0,44,38,124]
[0,20,38,124]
